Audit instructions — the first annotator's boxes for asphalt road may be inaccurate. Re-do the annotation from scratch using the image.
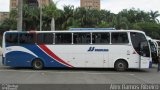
[0,56,160,84]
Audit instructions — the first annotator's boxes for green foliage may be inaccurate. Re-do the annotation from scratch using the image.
[0,5,160,39]
[0,9,17,30]
[149,11,160,23]
[43,3,60,30]
[132,22,160,39]
[119,9,151,23]
[97,21,110,28]
[23,4,40,30]
[0,18,17,30]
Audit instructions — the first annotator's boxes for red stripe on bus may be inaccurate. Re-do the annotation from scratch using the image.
[39,44,73,67]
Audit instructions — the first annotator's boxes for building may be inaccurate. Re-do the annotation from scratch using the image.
[10,0,18,10]
[10,0,51,10]
[37,0,51,6]
[0,12,9,24]
[80,0,100,10]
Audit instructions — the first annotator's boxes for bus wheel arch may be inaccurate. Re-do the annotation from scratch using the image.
[32,58,44,70]
[114,59,128,71]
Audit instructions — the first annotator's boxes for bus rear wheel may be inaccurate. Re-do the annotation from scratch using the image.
[114,60,128,71]
[32,59,44,70]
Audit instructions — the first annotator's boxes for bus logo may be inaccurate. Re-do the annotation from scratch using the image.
[88,47,109,52]
[88,47,95,51]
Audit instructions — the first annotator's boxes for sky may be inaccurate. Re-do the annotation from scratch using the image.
[0,0,160,19]
[54,0,160,14]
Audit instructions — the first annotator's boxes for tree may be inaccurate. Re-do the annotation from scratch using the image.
[74,7,87,27]
[111,14,129,29]
[23,4,40,30]
[9,9,17,21]
[119,9,151,24]
[0,18,17,30]
[132,22,160,39]
[0,10,18,30]
[149,11,160,23]
[43,3,60,30]
[59,5,74,30]
[1,4,160,37]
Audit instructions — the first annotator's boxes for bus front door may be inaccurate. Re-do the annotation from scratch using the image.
[139,42,151,68]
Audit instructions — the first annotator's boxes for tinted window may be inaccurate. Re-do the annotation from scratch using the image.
[92,33,110,44]
[37,33,54,44]
[19,33,35,44]
[131,32,150,57]
[5,33,18,44]
[55,33,72,44]
[111,32,129,44]
[73,33,91,44]
[149,40,157,53]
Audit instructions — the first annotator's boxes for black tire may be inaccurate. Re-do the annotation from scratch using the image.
[32,59,44,70]
[114,60,128,71]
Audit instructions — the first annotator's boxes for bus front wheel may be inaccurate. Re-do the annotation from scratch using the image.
[32,59,44,70]
[114,60,128,71]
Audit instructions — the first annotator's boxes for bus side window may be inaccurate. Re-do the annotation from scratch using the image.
[5,33,18,45]
[92,33,110,44]
[19,33,35,44]
[111,32,129,44]
[55,33,72,44]
[73,33,91,44]
[37,33,54,44]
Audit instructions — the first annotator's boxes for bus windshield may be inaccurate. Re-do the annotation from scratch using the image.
[130,32,150,57]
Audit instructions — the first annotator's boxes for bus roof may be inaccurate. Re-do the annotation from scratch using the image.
[69,28,116,31]
[5,30,145,34]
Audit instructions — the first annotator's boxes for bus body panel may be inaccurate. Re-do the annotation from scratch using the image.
[46,45,108,68]
[140,57,151,68]
[4,45,69,68]
[2,30,152,69]
[4,44,151,68]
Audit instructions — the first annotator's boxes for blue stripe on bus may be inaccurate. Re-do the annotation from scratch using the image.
[20,45,67,67]
[5,44,68,68]
[6,51,35,67]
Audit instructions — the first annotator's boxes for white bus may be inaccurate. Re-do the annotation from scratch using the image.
[147,37,159,63]
[2,30,152,71]
[153,39,160,54]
